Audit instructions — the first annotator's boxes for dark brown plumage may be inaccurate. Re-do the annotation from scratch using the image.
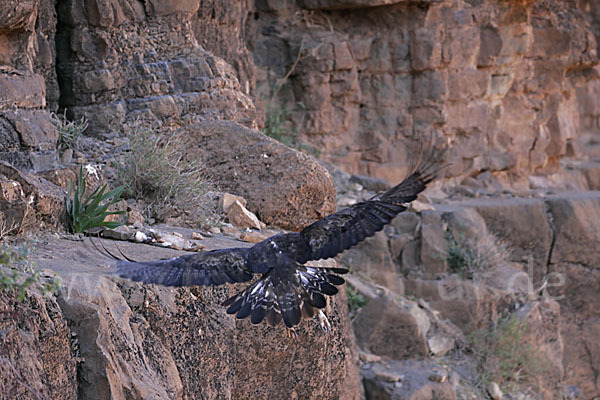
[115,150,442,328]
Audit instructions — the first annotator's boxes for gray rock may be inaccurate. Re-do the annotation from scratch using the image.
[102,225,134,241]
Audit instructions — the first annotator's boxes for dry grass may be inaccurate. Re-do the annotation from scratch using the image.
[115,129,213,223]
[469,316,548,392]
[446,229,511,276]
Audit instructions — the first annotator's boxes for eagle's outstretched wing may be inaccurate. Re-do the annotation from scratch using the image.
[298,152,440,262]
[222,263,348,328]
[115,247,252,286]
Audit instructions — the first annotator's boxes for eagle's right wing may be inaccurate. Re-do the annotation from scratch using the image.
[115,247,253,287]
[299,152,441,262]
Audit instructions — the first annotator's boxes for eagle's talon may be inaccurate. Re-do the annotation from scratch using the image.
[317,310,331,333]
[286,328,298,340]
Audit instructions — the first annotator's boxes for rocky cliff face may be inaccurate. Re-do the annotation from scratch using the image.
[248,0,599,184]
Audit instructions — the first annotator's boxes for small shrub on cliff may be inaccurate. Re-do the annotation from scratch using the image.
[115,130,211,222]
[65,165,125,233]
[346,285,367,315]
[470,316,548,392]
[445,229,511,276]
[52,110,88,151]
[0,243,61,300]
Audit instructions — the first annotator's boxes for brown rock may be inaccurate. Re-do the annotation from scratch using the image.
[0,179,25,202]
[547,192,600,267]
[553,263,600,397]
[301,0,407,9]
[420,211,448,277]
[2,109,57,150]
[0,161,64,230]
[469,197,553,283]
[514,299,564,398]
[0,72,47,109]
[353,291,430,359]
[182,120,335,230]
[102,225,134,241]
[191,231,204,240]
[240,230,272,244]
[39,168,77,190]
[341,231,403,294]
[221,224,241,239]
[404,277,512,334]
[127,208,145,226]
[0,290,77,399]
[362,360,457,400]
[249,0,595,182]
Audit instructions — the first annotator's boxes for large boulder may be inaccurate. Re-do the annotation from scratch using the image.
[0,161,64,231]
[341,230,403,294]
[181,120,336,230]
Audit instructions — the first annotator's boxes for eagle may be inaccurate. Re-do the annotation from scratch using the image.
[114,151,442,330]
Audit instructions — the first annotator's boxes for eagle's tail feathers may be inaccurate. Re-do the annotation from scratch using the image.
[222,265,347,328]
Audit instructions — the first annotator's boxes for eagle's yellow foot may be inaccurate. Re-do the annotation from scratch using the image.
[317,310,331,333]
[286,328,298,340]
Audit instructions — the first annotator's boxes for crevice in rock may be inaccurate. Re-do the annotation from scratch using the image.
[542,200,556,274]
[582,333,600,392]
[528,135,538,167]
[54,0,75,111]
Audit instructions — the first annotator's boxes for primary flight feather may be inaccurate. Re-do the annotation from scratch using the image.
[115,151,442,328]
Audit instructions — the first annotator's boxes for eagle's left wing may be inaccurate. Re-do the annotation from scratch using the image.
[115,247,253,286]
[299,154,440,262]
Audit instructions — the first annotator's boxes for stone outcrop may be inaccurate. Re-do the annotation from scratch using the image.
[341,188,600,398]
[10,234,362,400]
[55,0,256,134]
[0,0,60,173]
[0,161,65,232]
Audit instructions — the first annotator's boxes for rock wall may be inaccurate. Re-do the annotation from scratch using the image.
[248,0,599,184]
[0,0,60,173]
[55,0,256,134]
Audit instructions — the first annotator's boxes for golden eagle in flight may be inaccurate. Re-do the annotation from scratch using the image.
[115,153,441,329]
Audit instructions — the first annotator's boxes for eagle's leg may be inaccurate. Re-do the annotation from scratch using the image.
[286,327,298,340]
[317,310,331,333]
